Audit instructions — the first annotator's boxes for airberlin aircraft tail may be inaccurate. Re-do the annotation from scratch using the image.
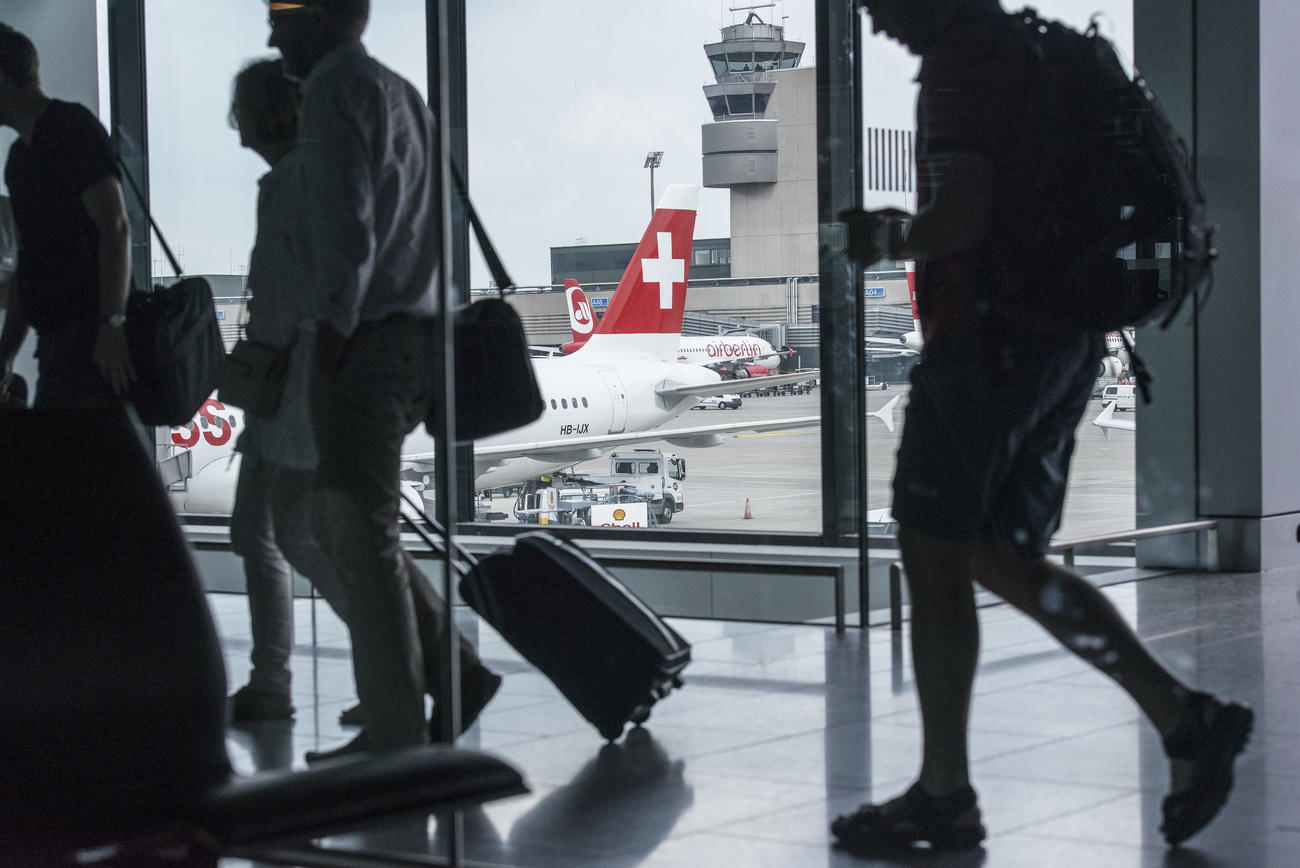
[575,184,699,362]
[563,280,594,354]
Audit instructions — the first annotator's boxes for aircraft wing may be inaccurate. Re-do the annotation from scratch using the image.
[404,416,820,466]
[656,370,820,398]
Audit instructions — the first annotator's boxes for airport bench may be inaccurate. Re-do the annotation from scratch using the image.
[595,555,848,634]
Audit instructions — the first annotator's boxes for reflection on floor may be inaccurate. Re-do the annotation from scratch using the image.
[214,567,1300,867]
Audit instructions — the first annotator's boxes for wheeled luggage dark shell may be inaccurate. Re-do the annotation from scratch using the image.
[464,532,690,741]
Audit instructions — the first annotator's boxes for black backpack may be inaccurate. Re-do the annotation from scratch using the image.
[994,7,1216,334]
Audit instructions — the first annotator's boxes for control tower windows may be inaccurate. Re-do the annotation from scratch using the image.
[753,93,771,115]
[711,58,728,76]
[754,51,781,71]
[728,53,755,73]
[729,93,754,115]
[707,96,728,120]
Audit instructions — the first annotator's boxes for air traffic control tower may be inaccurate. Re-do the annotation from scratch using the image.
[701,11,817,283]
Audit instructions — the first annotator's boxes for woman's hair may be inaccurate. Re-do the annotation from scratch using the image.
[229,58,300,146]
[0,23,39,89]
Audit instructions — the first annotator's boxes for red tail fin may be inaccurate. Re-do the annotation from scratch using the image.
[906,261,919,331]
[591,185,699,338]
[563,280,595,353]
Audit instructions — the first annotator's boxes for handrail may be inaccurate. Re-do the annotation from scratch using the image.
[887,519,1220,632]
[1049,520,1218,573]
[1047,520,1218,552]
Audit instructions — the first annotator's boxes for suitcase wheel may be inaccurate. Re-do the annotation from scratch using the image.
[599,721,626,742]
[673,675,685,689]
[629,704,652,726]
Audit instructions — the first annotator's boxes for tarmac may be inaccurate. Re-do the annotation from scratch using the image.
[484,387,1137,540]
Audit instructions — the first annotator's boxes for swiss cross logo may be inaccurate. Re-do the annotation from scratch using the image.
[641,232,685,311]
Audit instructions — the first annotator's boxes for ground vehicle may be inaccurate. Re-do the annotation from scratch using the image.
[517,450,686,525]
[692,394,742,410]
[1101,384,1136,411]
[865,376,890,391]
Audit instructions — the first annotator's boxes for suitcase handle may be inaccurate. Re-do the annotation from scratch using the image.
[398,489,505,628]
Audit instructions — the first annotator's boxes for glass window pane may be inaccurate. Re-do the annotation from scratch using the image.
[467,3,821,534]
[860,0,1136,581]
[728,92,754,114]
[727,52,754,73]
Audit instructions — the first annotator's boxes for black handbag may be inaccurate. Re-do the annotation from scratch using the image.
[431,167,545,442]
[117,160,225,427]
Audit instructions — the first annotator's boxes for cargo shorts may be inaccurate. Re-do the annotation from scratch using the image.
[891,331,1106,554]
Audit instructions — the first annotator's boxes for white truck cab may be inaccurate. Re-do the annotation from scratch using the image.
[604,450,686,523]
[1101,384,1136,411]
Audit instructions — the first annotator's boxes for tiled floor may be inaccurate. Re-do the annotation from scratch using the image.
[215,567,1300,867]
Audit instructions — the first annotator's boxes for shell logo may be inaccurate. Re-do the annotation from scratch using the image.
[613,508,627,521]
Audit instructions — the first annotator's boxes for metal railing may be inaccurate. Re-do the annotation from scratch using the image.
[886,520,1220,632]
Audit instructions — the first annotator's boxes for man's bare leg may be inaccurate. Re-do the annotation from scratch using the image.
[898,526,982,798]
[970,537,1188,736]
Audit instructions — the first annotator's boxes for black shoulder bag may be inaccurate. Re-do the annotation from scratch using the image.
[118,159,225,427]
[433,167,545,442]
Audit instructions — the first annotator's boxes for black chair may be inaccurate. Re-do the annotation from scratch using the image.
[0,406,526,866]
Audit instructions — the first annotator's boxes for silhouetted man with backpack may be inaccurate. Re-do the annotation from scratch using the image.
[832,0,1250,852]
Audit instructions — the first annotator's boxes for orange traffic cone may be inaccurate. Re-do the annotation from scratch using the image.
[743,498,753,520]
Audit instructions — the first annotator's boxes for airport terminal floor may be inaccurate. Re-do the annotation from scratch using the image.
[214,565,1300,867]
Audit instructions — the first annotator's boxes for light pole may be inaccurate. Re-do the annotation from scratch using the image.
[644,151,664,217]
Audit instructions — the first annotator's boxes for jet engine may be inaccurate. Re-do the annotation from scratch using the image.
[1098,355,1126,379]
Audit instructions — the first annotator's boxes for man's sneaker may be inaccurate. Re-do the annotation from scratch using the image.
[305,730,370,764]
[229,684,295,724]
[338,703,364,726]
[1161,691,1254,846]
[832,783,986,851]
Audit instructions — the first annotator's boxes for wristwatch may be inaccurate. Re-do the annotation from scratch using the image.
[101,313,127,329]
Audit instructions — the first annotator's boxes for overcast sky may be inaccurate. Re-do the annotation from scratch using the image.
[137,0,1131,288]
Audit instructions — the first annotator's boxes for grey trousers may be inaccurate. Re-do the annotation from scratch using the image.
[310,316,483,749]
[230,452,347,695]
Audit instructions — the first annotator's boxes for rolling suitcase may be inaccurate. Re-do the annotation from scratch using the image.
[398,493,690,742]
[469,532,691,741]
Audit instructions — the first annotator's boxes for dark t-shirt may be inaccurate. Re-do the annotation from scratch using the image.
[915,0,1053,339]
[4,100,118,333]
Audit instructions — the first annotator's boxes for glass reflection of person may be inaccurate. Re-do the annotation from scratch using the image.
[267,0,501,758]
[225,58,351,725]
[832,0,1253,852]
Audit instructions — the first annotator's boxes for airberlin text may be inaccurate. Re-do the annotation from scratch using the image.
[707,341,764,359]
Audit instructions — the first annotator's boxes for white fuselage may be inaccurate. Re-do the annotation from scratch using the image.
[403,347,722,489]
[675,335,781,372]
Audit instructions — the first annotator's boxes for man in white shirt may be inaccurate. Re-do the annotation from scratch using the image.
[268,0,500,756]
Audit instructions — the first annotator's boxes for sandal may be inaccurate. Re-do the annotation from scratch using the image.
[831,782,986,851]
[1161,691,1254,846]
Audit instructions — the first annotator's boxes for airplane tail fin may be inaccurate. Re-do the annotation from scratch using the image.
[1094,400,1117,440]
[583,184,700,360]
[563,280,595,354]
[872,395,901,433]
[906,261,919,332]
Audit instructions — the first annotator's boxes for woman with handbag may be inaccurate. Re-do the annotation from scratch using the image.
[224,58,349,724]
